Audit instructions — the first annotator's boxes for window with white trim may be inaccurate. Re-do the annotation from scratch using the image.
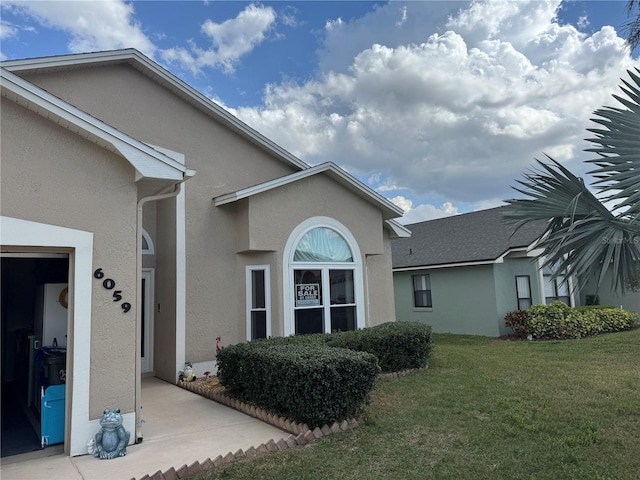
[246,265,270,340]
[412,274,432,308]
[287,222,363,335]
[515,275,532,310]
[543,265,570,306]
[142,229,154,255]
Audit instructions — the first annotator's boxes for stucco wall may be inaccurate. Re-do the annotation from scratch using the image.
[1,100,138,418]
[19,63,397,369]
[579,271,640,314]
[394,265,499,336]
[364,228,397,326]
[493,256,543,336]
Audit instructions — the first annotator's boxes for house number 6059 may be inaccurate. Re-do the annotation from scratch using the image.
[94,268,132,313]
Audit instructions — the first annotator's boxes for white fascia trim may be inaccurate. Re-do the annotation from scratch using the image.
[495,246,536,263]
[393,247,534,272]
[2,49,309,171]
[385,219,412,238]
[393,259,497,272]
[0,216,93,457]
[0,67,185,180]
[214,162,403,219]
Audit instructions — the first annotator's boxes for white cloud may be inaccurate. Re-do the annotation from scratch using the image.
[2,0,155,56]
[160,3,276,74]
[391,196,459,224]
[232,0,637,207]
[577,15,589,30]
[1,20,18,39]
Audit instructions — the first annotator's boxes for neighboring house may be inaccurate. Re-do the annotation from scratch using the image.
[0,49,409,457]
[391,206,565,337]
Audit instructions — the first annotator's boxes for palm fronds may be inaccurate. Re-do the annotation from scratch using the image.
[505,69,640,295]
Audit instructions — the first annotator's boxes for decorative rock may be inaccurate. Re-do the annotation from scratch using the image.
[276,438,288,451]
[212,455,225,467]
[265,439,278,451]
[245,446,257,458]
[286,435,298,448]
[223,452,235,464]
[331,423,341,434]
[161,467,179,480]
[175,465,189,477]
[200,459,214,471]
[339,420,350,431]
[312,427,323,439]
[256,443,269,454]
[233,449,245,459]
[321,425,331,436]
[295,432,309,446]
[304,430,316,443]
[186,461,203,476]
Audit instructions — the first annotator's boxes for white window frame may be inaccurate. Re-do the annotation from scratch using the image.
[515,275,532,310]
[141,228,154,255]
[412,274,432,308]
[283,217,364,336]
[246,265,271,341]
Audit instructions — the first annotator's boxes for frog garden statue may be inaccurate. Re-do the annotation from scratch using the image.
[94,408,130,459]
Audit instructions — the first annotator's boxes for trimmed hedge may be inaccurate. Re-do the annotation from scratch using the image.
[217,342,378,428]
[504,302,638,339]
[326,322,433,373]
[216,322,434,426]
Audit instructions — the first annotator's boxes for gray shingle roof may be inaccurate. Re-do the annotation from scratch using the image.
[392,206,548,269]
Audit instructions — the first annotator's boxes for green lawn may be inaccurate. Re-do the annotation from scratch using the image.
[193,329,640,480]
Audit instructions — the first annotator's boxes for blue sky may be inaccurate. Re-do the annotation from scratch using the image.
[1,1,638,223]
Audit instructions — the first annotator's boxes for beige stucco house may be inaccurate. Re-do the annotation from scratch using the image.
[0,49,408,457]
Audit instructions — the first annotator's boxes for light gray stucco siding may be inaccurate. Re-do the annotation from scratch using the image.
[394,265,498,336]
[1,99,138,418]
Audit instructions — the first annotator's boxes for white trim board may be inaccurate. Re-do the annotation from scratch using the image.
[1,216,93,457]
[214,162,403,221]
[0,68,185,180]
[2,49,309,171]
[283,217,365,336]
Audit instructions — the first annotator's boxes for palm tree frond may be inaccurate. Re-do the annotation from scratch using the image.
[585,68,640,218]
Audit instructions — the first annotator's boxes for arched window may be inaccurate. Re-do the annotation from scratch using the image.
[283,218,364,336]
[142,229,154,255]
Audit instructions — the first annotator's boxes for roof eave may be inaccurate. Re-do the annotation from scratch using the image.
[1,66,186,181]
[214,162,404,220]
[1,49,309,172]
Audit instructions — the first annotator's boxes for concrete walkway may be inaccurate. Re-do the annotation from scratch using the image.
[1,377,287,480]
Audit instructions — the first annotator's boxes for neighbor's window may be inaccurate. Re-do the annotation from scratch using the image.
[543,265,570,306]
[246,266,270,340]
[515,275,532,310]
[413,274,432,308]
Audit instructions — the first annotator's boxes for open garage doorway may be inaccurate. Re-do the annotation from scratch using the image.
[1,254,69,458]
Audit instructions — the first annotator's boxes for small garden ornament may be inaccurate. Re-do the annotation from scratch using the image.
[179,362,196,382]
[94,408,130,459]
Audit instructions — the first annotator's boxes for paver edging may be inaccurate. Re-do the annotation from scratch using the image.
[132,381,361,480]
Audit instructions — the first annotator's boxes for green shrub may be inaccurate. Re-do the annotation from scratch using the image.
[326,322,433,373]
[217,342,378,428]
[528,302,572,338]
[216,322,434,426]
[504,310,532,338]
[504,302,638,340]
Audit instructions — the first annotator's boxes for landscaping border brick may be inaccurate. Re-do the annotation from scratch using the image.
[131,380,363,480]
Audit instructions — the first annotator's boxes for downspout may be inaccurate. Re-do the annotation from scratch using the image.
[134,172,194,443]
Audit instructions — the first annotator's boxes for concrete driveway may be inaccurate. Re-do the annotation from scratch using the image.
[1,377,287,480]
